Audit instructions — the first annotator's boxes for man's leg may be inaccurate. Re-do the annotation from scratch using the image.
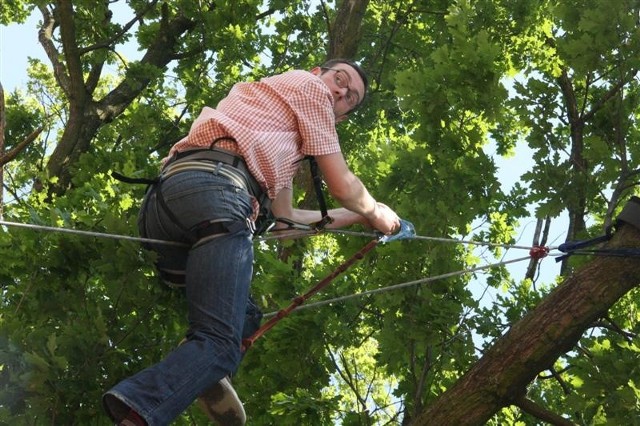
[104,171,254,423]
[194,294,262,423]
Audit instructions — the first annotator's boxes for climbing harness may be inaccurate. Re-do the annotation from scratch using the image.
[114,141,336,240]
[109,138,344,286]
[241,219,416,351]
[112,138,274,286]
[113,137,272,243]
[157,146,270,241]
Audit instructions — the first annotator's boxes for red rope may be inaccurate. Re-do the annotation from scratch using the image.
[241,238,381,352]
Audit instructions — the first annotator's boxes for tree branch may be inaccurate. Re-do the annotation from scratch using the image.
[591,316,636,341]
[97,4,196,122]
[583,69,638,123]
[515,396,576,426]
[37,4,72,96]
[77,0,160,55]
[0,127,44,168]
[56,0,88,103]
[328,0,370,59]
[0,82,4,218]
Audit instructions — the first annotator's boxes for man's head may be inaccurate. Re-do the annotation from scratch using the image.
[311,59,368,122]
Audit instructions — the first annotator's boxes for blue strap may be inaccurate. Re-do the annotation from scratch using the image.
[557,234,612,253]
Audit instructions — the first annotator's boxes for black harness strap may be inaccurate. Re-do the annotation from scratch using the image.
[166,138,274,237]
[158,269,187,287]
[110,171,184,247]
[303,155,333,230]
[112,147,256,245]
[191,219,249,242]
[113,144,332,241]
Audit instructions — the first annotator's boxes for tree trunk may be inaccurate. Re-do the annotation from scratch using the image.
[328,0,370,59]
[41,2,196,191]
[413,197,640,425]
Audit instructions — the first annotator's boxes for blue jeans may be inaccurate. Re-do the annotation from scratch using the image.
[104,170,255,424]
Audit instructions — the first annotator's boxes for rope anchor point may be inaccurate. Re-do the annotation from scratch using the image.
[529,245,550,260]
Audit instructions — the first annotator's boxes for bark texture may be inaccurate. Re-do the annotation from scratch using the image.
[328,0,370,59]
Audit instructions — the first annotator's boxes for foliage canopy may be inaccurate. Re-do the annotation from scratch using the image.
[2,0,640,424]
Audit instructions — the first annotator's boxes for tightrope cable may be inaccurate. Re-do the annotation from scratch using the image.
[262,255,533,318]
[0,219,544,252]
[326,228,548,251]
[0,219,320,245]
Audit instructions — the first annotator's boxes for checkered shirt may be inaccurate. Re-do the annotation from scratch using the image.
[165,70,341,200]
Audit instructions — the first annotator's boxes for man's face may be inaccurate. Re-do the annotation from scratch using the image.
[312,64,366,122]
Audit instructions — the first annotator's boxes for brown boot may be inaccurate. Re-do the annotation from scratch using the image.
[178,339,246,425]
[197,375,246,425]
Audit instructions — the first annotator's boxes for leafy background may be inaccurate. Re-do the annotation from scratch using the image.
[1,0,640,424]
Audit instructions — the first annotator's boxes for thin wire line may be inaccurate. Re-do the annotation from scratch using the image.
[263,256,532,318]
[326,228,547,251]
[411,235,552,251]
[0,219,318,244]
[0,219,188,247]
[257,229,317,241]
[0,219,546,252]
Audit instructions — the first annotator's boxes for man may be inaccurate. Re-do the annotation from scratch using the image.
[103,59,400,425]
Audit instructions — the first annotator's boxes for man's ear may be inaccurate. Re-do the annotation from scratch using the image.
[310,66,322,76]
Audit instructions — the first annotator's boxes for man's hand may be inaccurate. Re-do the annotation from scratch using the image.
[368,202,400,235]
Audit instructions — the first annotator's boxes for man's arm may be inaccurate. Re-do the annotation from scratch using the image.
[270,186,369,230]
[270,152,399,234]
[314,152,399,234]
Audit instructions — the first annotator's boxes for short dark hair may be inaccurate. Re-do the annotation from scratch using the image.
[320,58,368,112]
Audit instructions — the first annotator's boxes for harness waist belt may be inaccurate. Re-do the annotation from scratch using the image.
[162,148,266,205]
[162,160,248,191]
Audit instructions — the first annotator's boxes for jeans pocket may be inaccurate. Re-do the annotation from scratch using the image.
[161,172,253,226]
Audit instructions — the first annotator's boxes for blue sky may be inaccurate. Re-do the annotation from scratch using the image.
[1,14,43,92]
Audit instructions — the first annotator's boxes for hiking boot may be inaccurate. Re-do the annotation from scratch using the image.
[197,375,246,426]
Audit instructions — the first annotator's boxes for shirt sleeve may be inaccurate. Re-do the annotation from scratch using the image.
[285,76,342,157]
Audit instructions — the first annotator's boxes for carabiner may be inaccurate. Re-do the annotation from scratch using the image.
[379,219,416,243]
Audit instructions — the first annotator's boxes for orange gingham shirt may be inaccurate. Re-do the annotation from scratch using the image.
[165,70,341,201]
